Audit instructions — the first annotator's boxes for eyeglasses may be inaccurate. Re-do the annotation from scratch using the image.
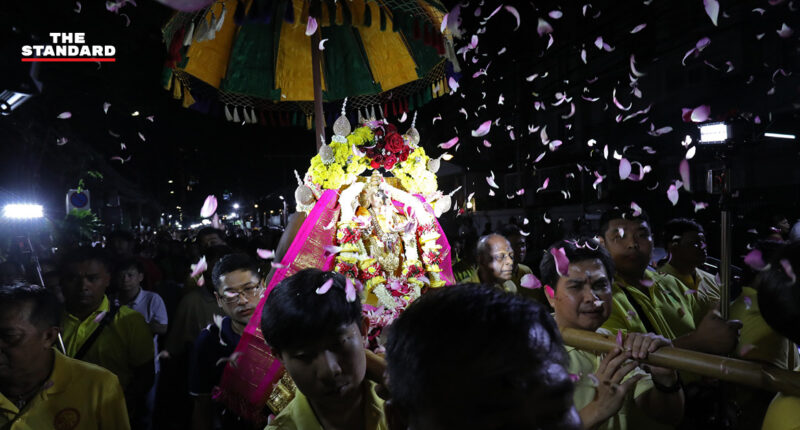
[219,284,263,304]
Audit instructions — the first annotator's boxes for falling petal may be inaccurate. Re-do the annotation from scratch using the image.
[200,195,218,218]
[545,285,555,299]
[704,0,720,25]
[93,311,108,323]
[743,249,766,271]
[256,249,275,260]
[324,245,343,256]
[318,38,328,50]
[647,125,673,136]
[630,202,643,217]
[138,132,146,141]
[537,18,553,36]
[580,48,587,64]
[536,177,550,192]
[449,76,460,92]
[520,274,542,289]
[777,23,794,38]
[504,5,521,30]
[594,36,604,50]
[619,158,632,180]
[211,213,221,230]
[550,247,570,277]
[56,137,68,146]
[693,201,709,212]
[486,174,499,189]
[631,23,647,33]
[548,10,563,19]
[482,139,492,148]
[57,112,72,119]
[616,329,624,347]
[316,278,334,295]
[215,352,242,367]
[612,88,631,111]
[190,256,207,278]
[74,1,82,12]
[471,120,492,137]
[686,146,697,160]
[667,184,679,206]
[305,16,318,36]
[679,159,691,191]
[103,102,110,114]
[690,105,711,122]
[780,259,796,283]
[345,277,357,302]
[543,212,551,224]
[438,136,459,149]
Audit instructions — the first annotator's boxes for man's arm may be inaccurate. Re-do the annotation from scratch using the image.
[625,333,684,425]
[672,309,742,354]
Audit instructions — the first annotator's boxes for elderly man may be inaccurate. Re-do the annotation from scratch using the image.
[0,283,130,429]
[464,234,518,293]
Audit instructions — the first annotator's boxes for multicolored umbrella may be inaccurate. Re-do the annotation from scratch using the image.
[162,0,457,130]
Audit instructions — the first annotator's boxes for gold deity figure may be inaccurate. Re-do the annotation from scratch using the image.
[356,172,405,275]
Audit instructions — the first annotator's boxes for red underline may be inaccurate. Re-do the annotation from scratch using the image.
[21,58,116,62]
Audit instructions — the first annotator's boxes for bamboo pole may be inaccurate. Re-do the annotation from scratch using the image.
[311,25,325,150]
[561,328,800,396]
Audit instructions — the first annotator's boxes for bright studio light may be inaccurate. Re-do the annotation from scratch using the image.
[699,122,730,144]
[3,204,44,219]
[233,203,240,209]
[765,132,796,140]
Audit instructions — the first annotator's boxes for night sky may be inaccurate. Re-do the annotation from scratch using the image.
[1,0,799,246]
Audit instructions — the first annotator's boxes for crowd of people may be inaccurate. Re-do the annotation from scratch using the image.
[1,205,799,430]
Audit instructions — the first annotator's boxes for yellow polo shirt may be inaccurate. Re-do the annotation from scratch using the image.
[61,296,154,389]
[730,287,799,370]
[659,263,720,319]
[265,381,386,430]
[0,350,130,429]
[762,392,800,430]
[463,271,518,294]
[567,328,664,430]
[602,271,699,340]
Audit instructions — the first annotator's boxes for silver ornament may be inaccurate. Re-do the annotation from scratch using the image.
[319,144,335,165]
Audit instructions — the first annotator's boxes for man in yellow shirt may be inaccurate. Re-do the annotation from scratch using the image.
[384,284,581,429]
[658,218,720,316]
[541,239,684,429]
[0,283,130,429]
[463,234,518,293]
[60,248,154,425]
[500,224,549,307]
[596,207,740,354]
[261,269,387,430]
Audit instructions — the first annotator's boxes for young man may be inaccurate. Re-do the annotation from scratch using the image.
[541,239,684,429]
[188,253,264,430]
[658,218,720,315]
[463,234,518,293]
[0,283,130,429]
[596,207,740,355]
[115,258,168,335]
[59,247,154,426]
[384,283,580,430]
[261,269,387,429]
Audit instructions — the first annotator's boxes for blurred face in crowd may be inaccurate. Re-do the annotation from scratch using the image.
[214,269,262,327]
[601,219,653,281]
[117,266,144,295]
[199,233,225,250]
[669,230,708,269]
[547,259,613,332]
[278,322,367,409]
[110,237,134,257]
[506,233,528,266]
[0,302,58,383]
[479,235,515,283]
[62,259,110,313]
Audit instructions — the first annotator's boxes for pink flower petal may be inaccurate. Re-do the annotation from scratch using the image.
[103,102,110,114]
[200,195,218,218]
[57,111,72,119]
[520,274,542,289]
[777,23,794,38]
[693,201,709,212]
[190,256,207,278]
[667,184,680,206]
[548,10,563,19]
[537,18,553,36]
[690,105,711,122]
[504,6,521,30]
[211,213,221,230]
[345,277,357,302]
[704,0,720,26]
[631,23,647,33]
[619,158,632,180]
[486,173,499,189]
[74,1,82,13]
[743,249,766,271]
[482,139,491,148]
[438,136,459,149]
[679,159,691,191]
[612,88,631,111]
[305,16,318,36]
[94,311,108,323]
[56,137,68,146]
[630,202,643,217]
[616,329,624,347]
[471,120,492,137]
[550,247,570,277]
[544,285,555,299]
[256,249,275,260]
[536,177,550,192]
[316,278,334,295]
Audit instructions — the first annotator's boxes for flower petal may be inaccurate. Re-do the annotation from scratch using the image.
[520,274,542,289]
[471,120,492,137]
[703,0,720,26]
[256,249,275,260]
[667,184,680,206]
[315,278,334,295]
[550,247,570,277]
[305,16,318,36]
[200,195,218,218]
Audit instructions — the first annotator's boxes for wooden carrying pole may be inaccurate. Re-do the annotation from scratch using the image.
[562,328,800,397]
[311,26,325,150]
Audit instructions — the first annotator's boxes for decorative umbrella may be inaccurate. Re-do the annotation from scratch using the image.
[162,0,457,139]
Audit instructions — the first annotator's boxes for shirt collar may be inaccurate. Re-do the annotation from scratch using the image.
[129,288,145,306]
[45,350,72,396]
[289,381,384,430]
[65,295,110,323]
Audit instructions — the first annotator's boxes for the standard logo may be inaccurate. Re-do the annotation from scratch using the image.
[21,33,116,63]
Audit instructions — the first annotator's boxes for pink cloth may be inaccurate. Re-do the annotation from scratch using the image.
[214,190,340,423]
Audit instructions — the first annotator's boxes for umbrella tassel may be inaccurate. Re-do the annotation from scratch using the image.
[183,21,195,46]
[224,105,233,122]
[363,2,371,27]
[258,111,267,125]
[233,106,241,123]
[379,7,386,31]
[306,114,312,130]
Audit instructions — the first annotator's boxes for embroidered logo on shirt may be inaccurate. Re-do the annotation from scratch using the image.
[54,408,80,430]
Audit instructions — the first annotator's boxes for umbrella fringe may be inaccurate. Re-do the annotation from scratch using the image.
[363,2,371,27]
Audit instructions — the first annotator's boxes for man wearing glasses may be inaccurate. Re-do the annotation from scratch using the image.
[188,253,264,430]
[463,234,519,293]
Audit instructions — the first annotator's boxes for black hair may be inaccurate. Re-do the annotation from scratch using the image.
[598,206,650,238]
[499,224,523,239]
[60,247,113,273]
[757,241,800,345]
[107,230,135,242]
[115,257,144,275]
[385,284,567,414]
[196,227,224,242]
[201,245,235,290]
[211,253,259,291]
[663,218,704,247]
[540,238,615,290]
[260,269,362,354]
[0,282,63,328]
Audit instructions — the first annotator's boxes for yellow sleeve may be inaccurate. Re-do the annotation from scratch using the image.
[98,373,131,430]
[601,289,645,335]
[762,393,800,430]
[120,309,155,367]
